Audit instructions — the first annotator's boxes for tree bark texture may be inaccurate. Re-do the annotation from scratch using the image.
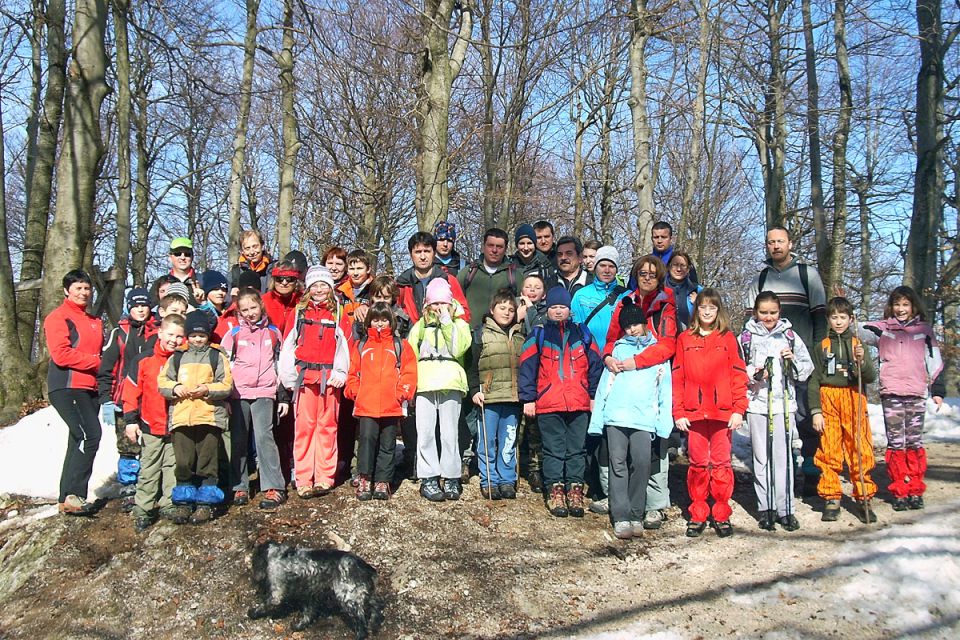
[107,0,133,325]
[417,0,472,232]
[629,0,654,255]
[275,0,299,257]
[763,0,788,231]
[677,0,711,246]
[802,0,830,272]
[40,0,110,323]
[828,0,852,293]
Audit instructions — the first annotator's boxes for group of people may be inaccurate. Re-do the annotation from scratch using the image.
[43,222,945,539]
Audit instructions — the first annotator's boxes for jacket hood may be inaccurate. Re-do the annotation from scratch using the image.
[620,333,656,348]
[745,316,794,336]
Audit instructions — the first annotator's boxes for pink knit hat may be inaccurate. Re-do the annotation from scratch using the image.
[423,278,453,306]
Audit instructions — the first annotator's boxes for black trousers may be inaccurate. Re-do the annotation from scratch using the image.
[356,417,398,483]
[49,389,102,503]
[172,426,220,484]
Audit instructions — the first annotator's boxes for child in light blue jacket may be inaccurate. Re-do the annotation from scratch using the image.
[589,300,672,539]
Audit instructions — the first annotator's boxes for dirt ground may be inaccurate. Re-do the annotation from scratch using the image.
[0,443,958,640]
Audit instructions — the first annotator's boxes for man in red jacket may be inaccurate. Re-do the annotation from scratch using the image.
[396,231,471,324]
[44,270,104,516]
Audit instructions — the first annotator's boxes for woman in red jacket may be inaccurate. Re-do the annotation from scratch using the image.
[44,270,104,516]
[672,288,748,538]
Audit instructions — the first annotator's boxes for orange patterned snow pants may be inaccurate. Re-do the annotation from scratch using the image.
[814,386,876,501]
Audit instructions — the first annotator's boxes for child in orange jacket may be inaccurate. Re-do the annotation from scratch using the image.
[345,303,417,501]
[672,288,749,538]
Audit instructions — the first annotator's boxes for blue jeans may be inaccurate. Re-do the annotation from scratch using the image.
[477,403,520,488]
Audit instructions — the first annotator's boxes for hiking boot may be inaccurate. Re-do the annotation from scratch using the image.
[356,475,372,501]
[908,495,925,510]
[821,499,841,522]
[643,509,666,530]
[527,473,543,494]
[258,489,286,510]
[120,495,136,513]
[480,485,502,500]
[566,484,585,518]
[547,483,568,518]
[296,485,314,500]
[168,505,192,525]
[778,514,800,531]
[712,520,734,538]
[420,477,445,502]
[372,482,391,500]
[613,521,633,540]
[892,497,910,512]
[857,499,878,524]
[443,478,462,501]
[133,514,153,533]
[758,510,777,531]
[233,490,250,506]
[58,495,96,516]
[686,520,707,537]
[629,521,645,538]
[189,505,213,525]
[588,497,609,515]
[498,484,516,500]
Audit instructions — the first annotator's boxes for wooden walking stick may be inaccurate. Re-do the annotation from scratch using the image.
[852,312,872,525]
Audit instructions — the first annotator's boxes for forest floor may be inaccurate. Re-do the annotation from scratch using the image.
[0,440,958,640]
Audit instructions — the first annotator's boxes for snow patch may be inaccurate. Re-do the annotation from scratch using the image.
[565,623,686,640]
[0,406,120,500]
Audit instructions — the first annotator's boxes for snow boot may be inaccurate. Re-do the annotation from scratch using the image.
[908,495,924,510]
[821,499,841,522]
[566,483,585,518]
[547,483,568,518]
[758,510,777,531]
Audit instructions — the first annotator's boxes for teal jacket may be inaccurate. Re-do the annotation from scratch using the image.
[571,277,629,351]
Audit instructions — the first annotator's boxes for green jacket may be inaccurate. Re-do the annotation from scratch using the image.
[467,316,524,403]
[407,304,472,394]
[457,260,517,329]
[808,328,876,415]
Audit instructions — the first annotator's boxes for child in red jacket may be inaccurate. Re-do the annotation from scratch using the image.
[672,288,749,538]
[345,303,417,501]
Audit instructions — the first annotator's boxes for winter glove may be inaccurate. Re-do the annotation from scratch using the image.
[100,402,117,428]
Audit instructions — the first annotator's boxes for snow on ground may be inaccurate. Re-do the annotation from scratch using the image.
[0,406,119,501]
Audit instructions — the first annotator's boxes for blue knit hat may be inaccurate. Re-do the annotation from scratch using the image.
[514,223,536,245]
[434,221,457,241]
[200,270,228,294]
[545,285,571,309]
[126,287,151,310]
[184,310,211,336]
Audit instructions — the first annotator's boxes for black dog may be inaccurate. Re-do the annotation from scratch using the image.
[248,541,384,638]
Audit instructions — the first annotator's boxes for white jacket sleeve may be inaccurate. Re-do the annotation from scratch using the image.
[278,326,299,390]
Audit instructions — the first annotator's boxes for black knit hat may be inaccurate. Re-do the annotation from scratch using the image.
[184,310,211,336]
[238,270,261,291]
[618,298,647,330]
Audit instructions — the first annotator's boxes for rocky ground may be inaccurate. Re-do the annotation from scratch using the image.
[0,443,958,640]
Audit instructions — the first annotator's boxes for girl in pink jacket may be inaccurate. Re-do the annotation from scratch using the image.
[862,286,943,511]
[220,289,290,509]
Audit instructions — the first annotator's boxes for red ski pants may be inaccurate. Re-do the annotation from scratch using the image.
[686,419,734,522]
[814,386,876,500]
[294,383,339,489]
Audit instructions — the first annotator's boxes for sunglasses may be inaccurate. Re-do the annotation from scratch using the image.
[276,276,298,285]
[637,271,658,279]
[171,250,193,258]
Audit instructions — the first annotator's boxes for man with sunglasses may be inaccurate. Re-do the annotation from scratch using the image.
[168,237,196,284]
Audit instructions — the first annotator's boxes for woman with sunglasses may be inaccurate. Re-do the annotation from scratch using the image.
[262,260,303,339]
[602,255,679,530]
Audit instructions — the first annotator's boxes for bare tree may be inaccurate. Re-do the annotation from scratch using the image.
[629,0,655,254]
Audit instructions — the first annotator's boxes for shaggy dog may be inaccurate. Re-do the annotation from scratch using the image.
[248,541,384,638]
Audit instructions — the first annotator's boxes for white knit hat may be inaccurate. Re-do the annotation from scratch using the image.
[304,265,335,290]
[594,245,619,271]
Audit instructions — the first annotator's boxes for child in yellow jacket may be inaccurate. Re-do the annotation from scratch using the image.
[159,311,233,524]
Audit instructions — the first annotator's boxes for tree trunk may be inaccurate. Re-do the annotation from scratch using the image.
[677,0,710,246]
[19,0,66,354]
[479,2,497,232]
[802,0,830,272]
[227,0,260,266]
[0,95,41,418]
[417,0,473,232]
[40,0,110,323]
[855,184,872,311]
[763,0,788,230]
[628,0,654,254]
[131,54,151,287]
[275,0,298,256]
[905,0,945,312]
[828,0,852,293]
[107,0,133,325]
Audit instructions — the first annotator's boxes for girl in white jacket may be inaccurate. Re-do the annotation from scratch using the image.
[740,292,814,531]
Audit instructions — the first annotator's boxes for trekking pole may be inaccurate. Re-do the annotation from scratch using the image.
[479,372,494,502]
[852,313,871,525]
[764,357,776,518]
[781,355,796,518]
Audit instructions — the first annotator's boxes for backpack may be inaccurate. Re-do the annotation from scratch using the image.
[170,346,223,378]
[224,324,281,364]
[357,333,403,369]
[738,328,796,366]
[463,261,517,294]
